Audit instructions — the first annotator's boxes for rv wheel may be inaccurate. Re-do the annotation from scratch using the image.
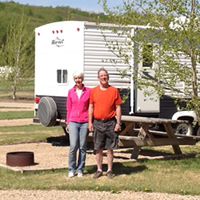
[38,97,57,127]
[175,123,193,136]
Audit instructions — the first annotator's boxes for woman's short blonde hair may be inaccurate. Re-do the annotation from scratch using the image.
[73,70,84,79]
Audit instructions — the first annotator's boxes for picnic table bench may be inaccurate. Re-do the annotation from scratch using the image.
[118,115,197,159]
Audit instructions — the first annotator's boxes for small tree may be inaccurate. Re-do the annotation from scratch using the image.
[99,0,200,124]
[0,12,34,100]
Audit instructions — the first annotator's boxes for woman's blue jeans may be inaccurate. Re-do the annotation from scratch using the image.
[68,122,88,173]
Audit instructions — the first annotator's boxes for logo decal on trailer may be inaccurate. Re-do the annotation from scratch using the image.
[52,37,64,47]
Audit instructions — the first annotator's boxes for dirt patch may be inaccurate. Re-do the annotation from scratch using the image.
[0,119,35,127]
[0,100,33,110]
[0,98,34,104]
[0,141,194,173]
[0,142,135,172]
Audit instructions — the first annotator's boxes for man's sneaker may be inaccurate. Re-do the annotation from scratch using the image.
[93,170,103,179]
[107,170,115,179]
[68,172,75,178]
[77,172,83,177]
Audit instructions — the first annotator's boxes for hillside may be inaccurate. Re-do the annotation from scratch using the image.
[0,1,109,44]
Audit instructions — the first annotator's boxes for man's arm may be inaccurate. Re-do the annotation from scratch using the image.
[115,105,121,132]
[88,104,94,132]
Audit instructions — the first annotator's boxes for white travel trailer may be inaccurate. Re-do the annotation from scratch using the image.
[34,21,196,135]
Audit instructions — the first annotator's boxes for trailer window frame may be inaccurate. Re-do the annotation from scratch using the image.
[57,69,68,84]
[142,43,153,69]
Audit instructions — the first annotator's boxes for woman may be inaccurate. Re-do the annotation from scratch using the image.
[66,71,91,178]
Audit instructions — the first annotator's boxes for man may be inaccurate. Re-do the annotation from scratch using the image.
[88,67,122,179]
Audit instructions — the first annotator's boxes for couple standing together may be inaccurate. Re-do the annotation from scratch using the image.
[66,67,122,179]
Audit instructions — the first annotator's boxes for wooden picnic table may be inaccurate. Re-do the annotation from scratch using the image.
[118,115,197,159]
[34,116,198,159]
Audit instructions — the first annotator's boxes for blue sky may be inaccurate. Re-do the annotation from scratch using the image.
[0,0,123,13]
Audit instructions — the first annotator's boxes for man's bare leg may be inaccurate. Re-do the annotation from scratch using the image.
[96,149,103,170]
[107,149,113,171]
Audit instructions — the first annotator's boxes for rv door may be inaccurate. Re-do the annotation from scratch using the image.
[135,43,160,113]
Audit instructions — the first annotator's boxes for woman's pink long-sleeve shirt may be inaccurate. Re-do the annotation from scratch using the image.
[66,85,91,124]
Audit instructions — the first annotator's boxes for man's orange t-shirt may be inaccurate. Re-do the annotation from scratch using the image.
[89,85,122,119]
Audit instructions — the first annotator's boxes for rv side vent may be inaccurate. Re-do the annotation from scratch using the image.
[38,97,57,127]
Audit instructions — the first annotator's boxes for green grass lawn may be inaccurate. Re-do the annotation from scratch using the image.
[0,151,200,195]
[0,111,34,120]
[0,125,64,145]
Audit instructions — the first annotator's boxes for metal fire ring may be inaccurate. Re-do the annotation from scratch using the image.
[6,151,34,167]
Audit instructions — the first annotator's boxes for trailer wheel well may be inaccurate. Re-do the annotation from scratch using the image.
[38,97,57,127]
[177,116,194,123]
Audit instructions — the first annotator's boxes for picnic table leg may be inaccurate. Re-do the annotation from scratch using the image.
[131,146,141,159]
[120,122,135,136]
[138,123,154,139]
[130,124,149,159]
[164,123,182,154]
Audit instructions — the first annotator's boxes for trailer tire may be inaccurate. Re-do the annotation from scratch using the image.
[38,97,57,127]
[175,123,193,136]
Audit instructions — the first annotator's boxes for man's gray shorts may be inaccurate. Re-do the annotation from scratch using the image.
[93,118,119,150]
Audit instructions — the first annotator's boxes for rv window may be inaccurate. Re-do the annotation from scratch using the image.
[142,44,153,68]
[57,70,61,83]
[57,69,68,83]
[63,70,67,83]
